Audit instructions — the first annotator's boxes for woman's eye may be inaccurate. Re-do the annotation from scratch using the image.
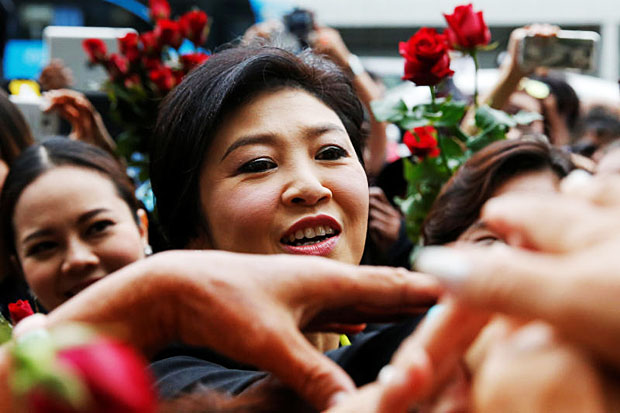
[27,241,57,257]
[474,236,501,246]
[316,146,348,161]
[86,220,114,236]
[238,158,277,174]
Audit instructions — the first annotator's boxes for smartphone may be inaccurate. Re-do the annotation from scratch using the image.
[519,30,600,72]
[10,95,61,140]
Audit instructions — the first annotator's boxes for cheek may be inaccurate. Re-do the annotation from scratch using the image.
[98,226,145,271]
[203,183,281,252]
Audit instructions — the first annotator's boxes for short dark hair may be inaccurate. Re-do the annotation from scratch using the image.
[0,138,139,258]
[150,46,365,249]
[422,138,574,245]
[0,90,34,165]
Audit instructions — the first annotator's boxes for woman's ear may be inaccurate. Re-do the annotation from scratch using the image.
[136,209,149,246]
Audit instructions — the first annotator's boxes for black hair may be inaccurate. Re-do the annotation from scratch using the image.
[150,46,365,249]
[0,138,139,259]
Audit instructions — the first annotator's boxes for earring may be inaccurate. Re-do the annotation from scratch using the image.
[144,244,153,256]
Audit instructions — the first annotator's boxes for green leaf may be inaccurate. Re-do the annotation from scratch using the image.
[0,313,12,345]
[475,105,516,130]
[512,110,543,125]
[433,100,467,127]
[371,98,408,122]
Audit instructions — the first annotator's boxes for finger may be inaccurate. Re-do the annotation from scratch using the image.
[258,326,356,410]
[480,193,619,253]
[369,199,399,217]
[303,322,366,335]
[415,244,620,368]
[369,186,390,203]
[369,210,392,226]
[561,171,620,207]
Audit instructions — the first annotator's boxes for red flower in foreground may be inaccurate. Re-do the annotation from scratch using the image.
[82,38,107,64]
[8,300,34,324]
[149,0,170,21]
[399,28,454,86]
[181,52,209,72]
[443,4,491,50]
[118,32,141,63]
[28,338,157,413]
[155,19,183,49]
[179,10,209,47]
[149,66,175,92]
[403,126,440,159]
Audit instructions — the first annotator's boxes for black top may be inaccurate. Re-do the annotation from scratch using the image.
[150,316,422,402]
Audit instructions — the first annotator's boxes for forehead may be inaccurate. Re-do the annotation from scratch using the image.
[493,169,560,197]
[213,88,345,145]
[13,166,125,226]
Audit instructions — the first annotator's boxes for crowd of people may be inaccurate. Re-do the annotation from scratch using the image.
[0,10,619,413]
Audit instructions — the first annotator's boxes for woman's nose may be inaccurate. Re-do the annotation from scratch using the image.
[61,238,100,275]
[281,167,332,206]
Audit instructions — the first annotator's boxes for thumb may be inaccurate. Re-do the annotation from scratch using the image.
[260,328,356,410]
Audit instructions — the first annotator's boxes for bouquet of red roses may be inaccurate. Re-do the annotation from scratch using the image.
[372,3,539,246]
[83,0,210,181]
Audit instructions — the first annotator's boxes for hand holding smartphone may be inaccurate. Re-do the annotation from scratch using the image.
[518,30,600,72]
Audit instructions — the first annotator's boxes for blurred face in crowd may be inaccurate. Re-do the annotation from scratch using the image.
[12,166,147,310]
[456,169,560,245]
[197,87,369,264]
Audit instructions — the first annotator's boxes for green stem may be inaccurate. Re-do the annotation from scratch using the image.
[437,133,450,175]
[472,50,480,108]
[429,86,437,112]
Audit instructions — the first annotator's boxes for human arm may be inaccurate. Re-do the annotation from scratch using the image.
[21,250,440,410]
[42,89,118,158]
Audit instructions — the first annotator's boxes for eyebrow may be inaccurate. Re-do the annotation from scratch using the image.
[220,123,347,162]
[21,208,110,244]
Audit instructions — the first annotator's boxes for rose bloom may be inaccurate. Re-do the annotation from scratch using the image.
[399,28,454,86]
[155,19,183,50]
[149,0,170,21]
[179,10,209,47]
[8,299,34,324]
[140,31,161,56]
[403,126,440,159]
[149,66,175,92]
[181,52,209,72]
[82,39,107,64]
[106,54,129,80]
[118,32,140,63]
[27,338,157,413]
[443,3,491,50]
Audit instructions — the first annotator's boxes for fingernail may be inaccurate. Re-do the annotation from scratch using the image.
[327,391,349,408]
[378,364,406,386]
[425,303,445,320]
[414,247,471,290]
[560,169,592,194]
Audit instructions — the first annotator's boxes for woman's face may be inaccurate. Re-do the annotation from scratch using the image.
[13,166,147,310]
[457,169,560,245]
[198,88,369,264]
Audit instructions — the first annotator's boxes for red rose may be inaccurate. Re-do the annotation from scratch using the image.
[403,126,440,159]
[28,338,157,413]
[443,4,491,50]
[179,10,209,47]
[149,66,175,92]
[82,38,107,64]
[149,0,170,21]
[181,52,209,72]
[106,54,129,80]
[399,28,454,86]
[155,19,183,50]
[118,32,140,63]
[8,300,34,324]
[140,31,161,57]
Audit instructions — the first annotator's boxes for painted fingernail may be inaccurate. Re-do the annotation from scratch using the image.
[378,364,406,386]
[327,391,349,408]
[560,169,593,193]
[414,247,471,290]
[425,303,445,320]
